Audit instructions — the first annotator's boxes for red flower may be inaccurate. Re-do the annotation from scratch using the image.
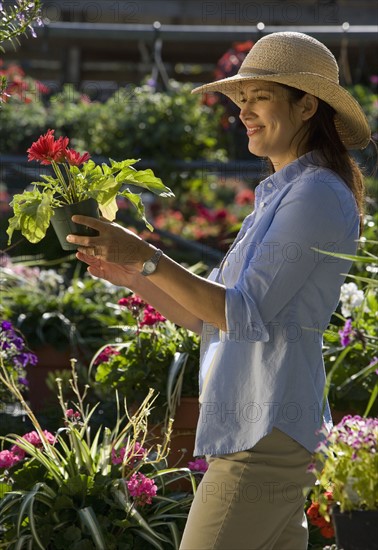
[320,524,335,539]
[64,148,91,166]
[140,305,166,327]
[118,295,146,312]
[235,188,255,205]
[27,129,69,165]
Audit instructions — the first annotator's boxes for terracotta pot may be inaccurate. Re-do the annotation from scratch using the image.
[167,396,199,468]
[26,345,73,410]
[50,198,99,251]
[332,507,378,550]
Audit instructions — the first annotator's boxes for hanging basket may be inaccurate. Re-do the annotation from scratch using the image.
[50,198,99,251]
[332,507,378,550]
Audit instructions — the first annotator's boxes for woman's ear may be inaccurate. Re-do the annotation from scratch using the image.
[300,94,319,121]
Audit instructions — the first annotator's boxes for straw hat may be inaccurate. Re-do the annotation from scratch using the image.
[192,32,370,150]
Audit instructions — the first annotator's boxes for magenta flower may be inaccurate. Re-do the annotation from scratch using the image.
[338,319,355,347]
[112,441,147,466]
[11,429,55,459]
[93,346,120,366]
[65,409,81,420]
[126,472,157,506]
[0,450,20,469]
[140,305,166,327]
[188,457,209,473]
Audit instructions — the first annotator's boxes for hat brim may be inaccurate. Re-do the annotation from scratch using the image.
[192,72,370,150]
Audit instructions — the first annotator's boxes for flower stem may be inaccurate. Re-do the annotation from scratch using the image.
[51,160,75,203]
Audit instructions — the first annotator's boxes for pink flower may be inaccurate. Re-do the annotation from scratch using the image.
[126,472,157,506]
[112,441,147,466]
[0,450,20,469]
[118,295,146,311]
[93,346,120,366]
[65,409,81,420]
[11,429,55,458]
[188,457,209,473]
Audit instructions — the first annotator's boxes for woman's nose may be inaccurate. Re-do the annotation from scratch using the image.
[239,103,253,122]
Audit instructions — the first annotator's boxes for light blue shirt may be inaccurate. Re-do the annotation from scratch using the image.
[195,151,359,456]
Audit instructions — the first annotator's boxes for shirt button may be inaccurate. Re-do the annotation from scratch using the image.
[260,201,265,208]
[267,182,273,189]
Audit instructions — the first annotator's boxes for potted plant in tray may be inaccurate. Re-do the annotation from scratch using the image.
[6,129,173,250]
[311,415,378,550]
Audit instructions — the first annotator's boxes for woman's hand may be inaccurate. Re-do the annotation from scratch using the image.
[68,215,226,332]
[67,215,154,287]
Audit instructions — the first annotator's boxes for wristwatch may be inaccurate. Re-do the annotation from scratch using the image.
[141,249,163,276]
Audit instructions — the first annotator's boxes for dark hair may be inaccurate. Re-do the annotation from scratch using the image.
[266,84,366,234]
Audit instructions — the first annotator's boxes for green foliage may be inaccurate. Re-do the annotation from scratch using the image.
[1,81,227,183]
[91,322,200,423]
[348,84,378,135]
[322,212,378,416]
[0,1,42,51]
[0,95,48,151]
[0,258,131,354]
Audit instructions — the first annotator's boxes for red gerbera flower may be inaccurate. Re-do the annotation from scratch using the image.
[64,148,91,166]
[27,129,69,165]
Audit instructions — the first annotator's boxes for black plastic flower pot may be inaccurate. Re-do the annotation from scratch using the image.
[332,507,378,550]
[50,198,100,251]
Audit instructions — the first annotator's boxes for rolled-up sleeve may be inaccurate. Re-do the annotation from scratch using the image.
[224,177,358,342]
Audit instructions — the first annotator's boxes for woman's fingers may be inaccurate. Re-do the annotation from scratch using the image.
[71,215,107,230]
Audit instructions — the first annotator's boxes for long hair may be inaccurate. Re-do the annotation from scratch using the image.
[266,85,366,234]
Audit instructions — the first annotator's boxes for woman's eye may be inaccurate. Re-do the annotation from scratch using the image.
[256,95,269,101]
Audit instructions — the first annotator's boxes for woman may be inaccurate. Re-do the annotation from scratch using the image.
[67,32,371,549]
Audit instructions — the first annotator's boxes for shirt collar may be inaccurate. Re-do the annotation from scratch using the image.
[262,150,320,192]
[268,150,320,189]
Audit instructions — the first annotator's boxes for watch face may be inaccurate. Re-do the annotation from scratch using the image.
[144,260,156,274]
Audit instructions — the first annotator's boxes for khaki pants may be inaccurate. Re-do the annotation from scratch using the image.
[180,428,314,550]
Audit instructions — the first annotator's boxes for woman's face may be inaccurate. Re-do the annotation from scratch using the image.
[238,80,312,170]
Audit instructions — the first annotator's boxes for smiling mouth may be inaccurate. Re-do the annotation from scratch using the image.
[246,126,263,136]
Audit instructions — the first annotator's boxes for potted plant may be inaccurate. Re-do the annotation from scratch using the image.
[311,415,378,550]
[6,129,173,250]
[89,293,201,467]
[0,358,196,548]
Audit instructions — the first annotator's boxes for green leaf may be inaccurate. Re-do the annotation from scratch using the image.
[119,167,174,197]
[7,190,54,244]
[119,189,153,231]
[78,506,107,550]
[0,482,12,498]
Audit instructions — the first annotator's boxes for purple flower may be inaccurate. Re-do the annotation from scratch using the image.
[338,319,355,347]
[188,457,209,473]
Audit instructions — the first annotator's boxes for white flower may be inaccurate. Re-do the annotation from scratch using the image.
[39,269,64,289]
[339,282,365,318]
